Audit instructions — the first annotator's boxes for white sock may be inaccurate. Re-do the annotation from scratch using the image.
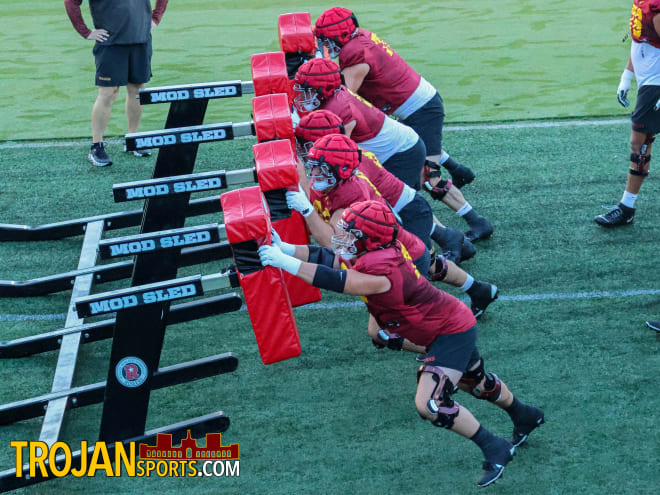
[457,202,472,217]
[439,150,450,165]
[620,191,637,209]
[460,274,475,292]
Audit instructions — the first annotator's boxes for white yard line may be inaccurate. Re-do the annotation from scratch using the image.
[2,287,658,322]
[0,118,630,149]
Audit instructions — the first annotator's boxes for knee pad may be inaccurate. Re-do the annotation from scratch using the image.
[458,358,502,402]
[630,134,654,176]
[430,255,448,282]
[417,365,460,429]
[423,160,443,182]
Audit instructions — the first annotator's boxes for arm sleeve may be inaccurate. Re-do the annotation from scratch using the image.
[152,0,168,24]
[64,0,91,39]
[306,245,336,267]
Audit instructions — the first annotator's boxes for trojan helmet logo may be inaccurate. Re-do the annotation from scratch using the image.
[115,356,148,388]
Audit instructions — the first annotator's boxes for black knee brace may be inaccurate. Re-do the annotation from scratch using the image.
[458,358,502,402]
[417,365,460,429]
[430,255,448,282]
[630,134,654,176]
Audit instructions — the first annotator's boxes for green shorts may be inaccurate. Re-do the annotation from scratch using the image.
[93,41,152,87]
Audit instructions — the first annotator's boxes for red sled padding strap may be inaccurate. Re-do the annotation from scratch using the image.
[278,12,315,54]
[250,52,290,97]
[252,93,295,149]
[220,186,301,364]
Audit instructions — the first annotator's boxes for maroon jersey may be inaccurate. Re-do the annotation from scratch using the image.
[631,0,660,48]
[353,244,476,346]
[339,29,421,115]
[310,176,425,261]
[322,86,385,142]
[357,150,405,206]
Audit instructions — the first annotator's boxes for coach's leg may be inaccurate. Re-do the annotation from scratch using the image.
[126,83,145,134]
[92,86,119,144]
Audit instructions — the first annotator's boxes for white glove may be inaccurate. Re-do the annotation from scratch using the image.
[654,98,660,111]
[271,228,296,256]
[286,185,314,217]
[617,69,634,108]
[258,244,302,275]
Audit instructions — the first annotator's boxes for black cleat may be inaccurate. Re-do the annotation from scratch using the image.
[88,142,112,167]
[646,320,660,332]
[460,237,477,262]
[511,406,545,448]
[448,163,475,189]
[478,441,515,487]
[465,216,493,243]
[467,282,498,319]
[594,204,634,228]
[437,227,465,263]
[415,353,428,362]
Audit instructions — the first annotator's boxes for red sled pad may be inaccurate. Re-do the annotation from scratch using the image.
[220,186,301,364]
[252,93,295,148]
[250,52,290,97]
[278,12,315,54]
[252,140,322,307]
[253,139,299,192]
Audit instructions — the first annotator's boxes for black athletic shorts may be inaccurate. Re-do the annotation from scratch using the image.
[631,84,660,135]
[93,41,152,87]
[382,137,426,190]
[402,92,445,156]
[423,325,480,372]
[399,192,433,250]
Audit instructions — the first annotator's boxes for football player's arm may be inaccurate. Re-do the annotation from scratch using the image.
[302,208,342,249]
[296,262,391,295]
[258,244,390,295]
[344,119,357,137]
[342,63,370,92]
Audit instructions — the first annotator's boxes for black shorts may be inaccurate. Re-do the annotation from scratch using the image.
[93,41,152,87]
[402,92,445,156]
[631,85,660,135]
[398,192,433,250]
[382,137,426,190]
[424,325,480,372]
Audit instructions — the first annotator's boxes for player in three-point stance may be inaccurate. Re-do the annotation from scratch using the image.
[258,200,544,487]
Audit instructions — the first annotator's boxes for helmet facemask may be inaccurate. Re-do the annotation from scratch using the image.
[306,157,337,191]
[295,138,315,161]
[293,83,321,113]
[317,36,342,58]
[332,218,363,259]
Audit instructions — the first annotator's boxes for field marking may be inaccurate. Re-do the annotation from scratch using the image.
[2,287,658,322]
[0,118,630,150]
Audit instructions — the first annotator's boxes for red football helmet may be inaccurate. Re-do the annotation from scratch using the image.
[306,133,361,191]
[295,110,345,159]
[315,7,359,57]
[293,58,343,112]
[332,200,399,257]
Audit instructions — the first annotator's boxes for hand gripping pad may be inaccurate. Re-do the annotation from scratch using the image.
[221,186,301,364]
[252,93,295,149]
[252,140,322,307]
[250,52,290,97]
[278,12,315,54]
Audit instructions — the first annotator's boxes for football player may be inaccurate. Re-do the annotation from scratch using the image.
[287,132,498,318]
[258,200,544,487]
[314,7,476,189]
[294,109,475,264]
[293,58,493,243]
[595,0,660,227]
